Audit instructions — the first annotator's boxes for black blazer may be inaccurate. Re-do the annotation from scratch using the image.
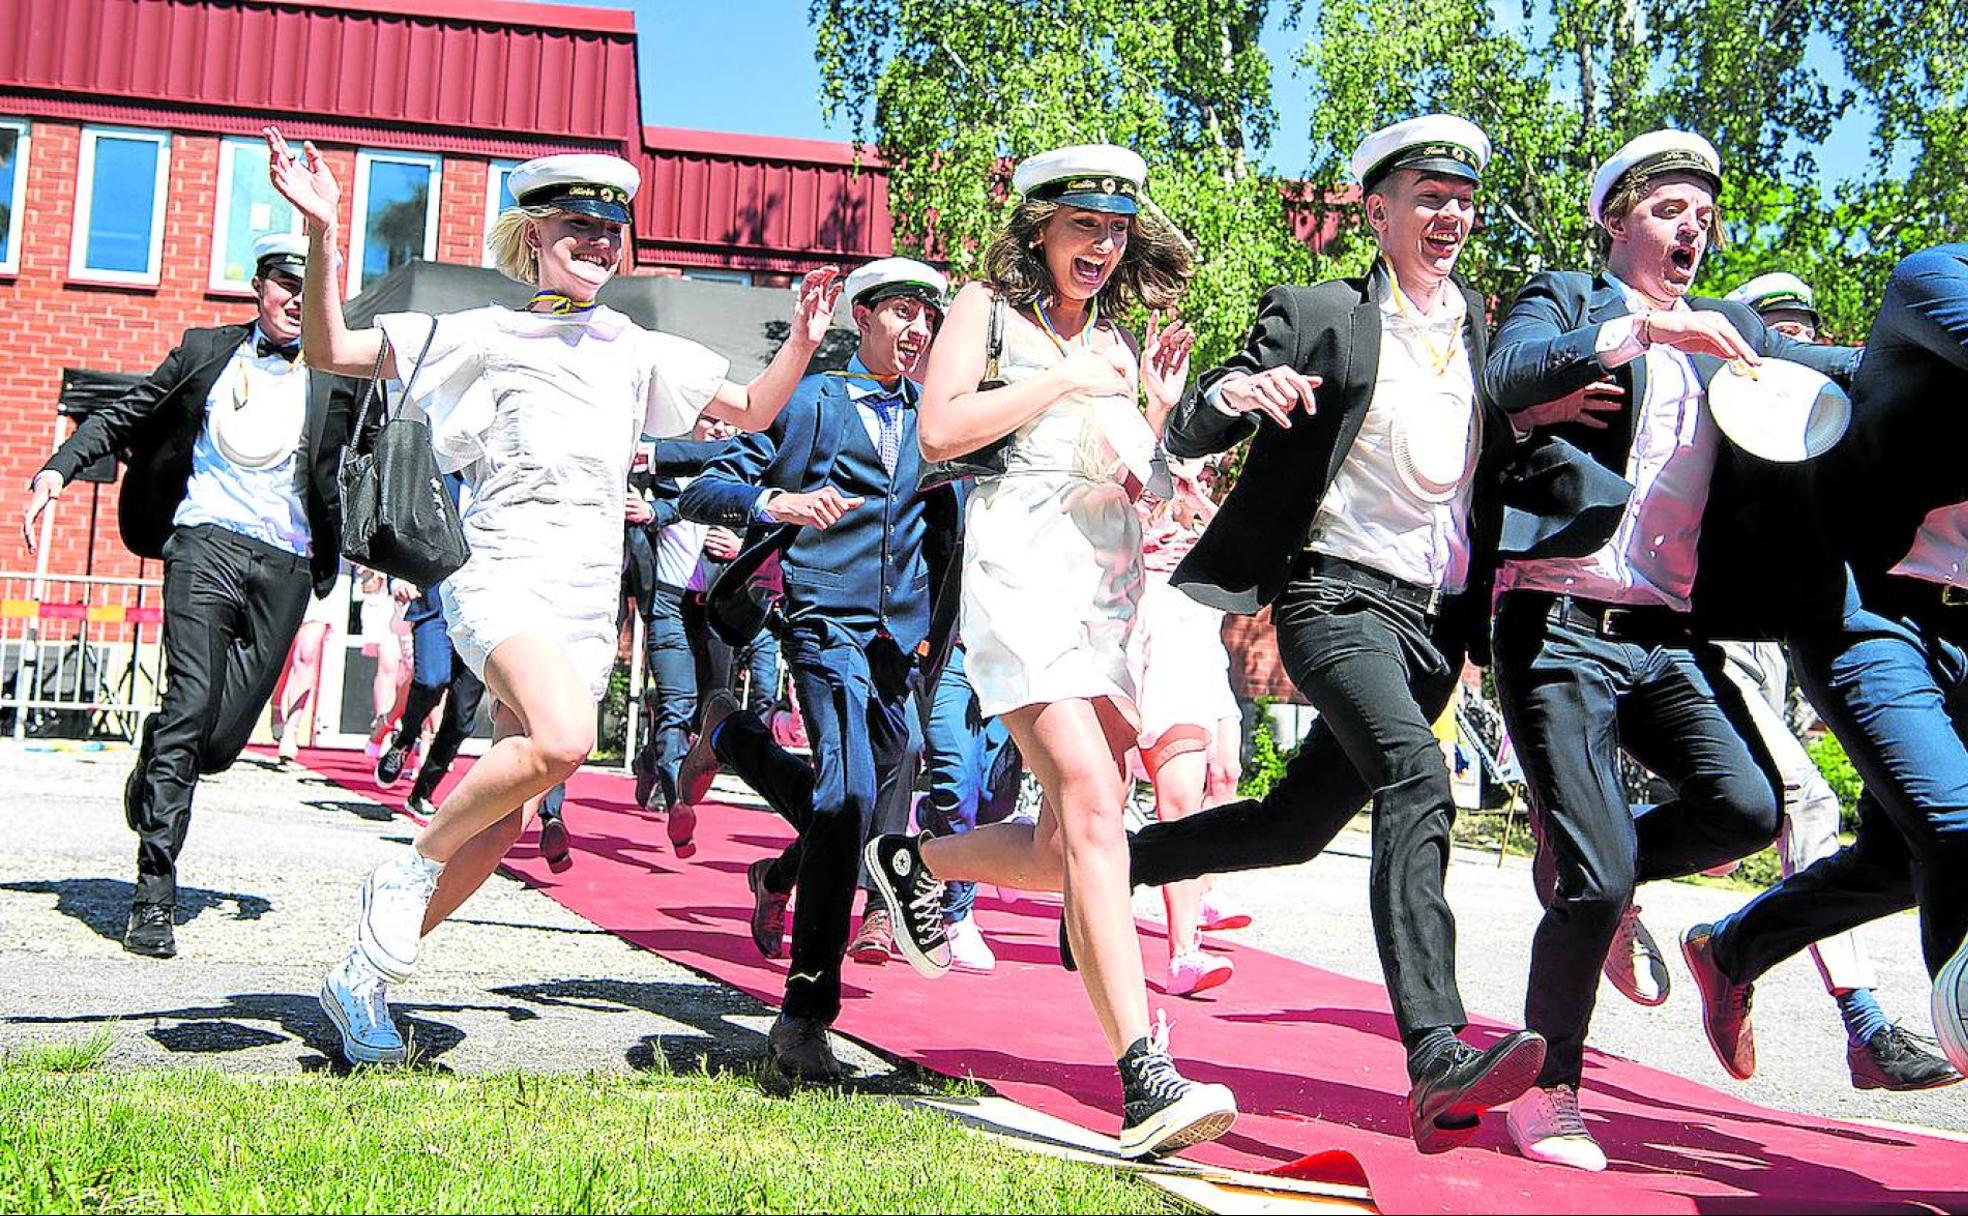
[1162,263,1516,661]
[39,323,363,596]
[1484,270,1862,637]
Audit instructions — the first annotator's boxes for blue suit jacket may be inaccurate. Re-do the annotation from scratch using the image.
[678,372,962,659]
[1485,270,1861,636]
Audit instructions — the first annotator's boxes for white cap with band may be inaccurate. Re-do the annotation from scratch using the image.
[833,257,949,329]
[508,153,641,224]
[1588,129,1721,224]
[1011,144,1147,215]
[1350,115,1492,191]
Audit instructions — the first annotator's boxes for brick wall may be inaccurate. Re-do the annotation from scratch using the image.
[0,123,491,581]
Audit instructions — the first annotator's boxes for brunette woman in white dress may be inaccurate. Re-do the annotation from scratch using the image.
[864,145,1237,1158]
[264,131,840,1065]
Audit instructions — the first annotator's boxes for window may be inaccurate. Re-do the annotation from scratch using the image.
[210,136,300,292]
[683,268,753,286]
[0,119,27,274]
[481,158,520,267]
[70,126,170,284]
[347,149,441,295]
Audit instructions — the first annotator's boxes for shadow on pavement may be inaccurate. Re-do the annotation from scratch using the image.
[1,877,272,943]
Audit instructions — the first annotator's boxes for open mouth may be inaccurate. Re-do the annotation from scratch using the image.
[1422,229,1462,259]
[1667,246,1698,277]
[573,251,613,270]
[1070,255,1107,290]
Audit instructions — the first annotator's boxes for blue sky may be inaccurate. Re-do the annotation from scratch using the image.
[559,0,1874,182]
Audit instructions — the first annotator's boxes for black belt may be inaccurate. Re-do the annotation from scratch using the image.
[1514,591,1696,645]
[1295,551,1450,617]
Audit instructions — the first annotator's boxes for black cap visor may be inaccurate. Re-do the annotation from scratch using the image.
[856,282,944,313]
[1363,143,1484,193]
[517,182,633,225]
[1619,151,1721,199]
[255,256,307,279]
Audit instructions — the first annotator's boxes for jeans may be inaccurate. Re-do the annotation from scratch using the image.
[132,525,312,907]
[633,584,696,791]
[395,611,486,805]
[1127,572,1469,1042]
[713,624,916,1022]
[1715,576,1968,982]
[1492,592,1782,1087]
[915,647,1019,922]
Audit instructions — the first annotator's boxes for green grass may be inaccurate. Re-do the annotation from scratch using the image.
[0,1050,1178,1214]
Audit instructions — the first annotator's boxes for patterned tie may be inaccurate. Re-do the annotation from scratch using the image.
[870,393,902,477]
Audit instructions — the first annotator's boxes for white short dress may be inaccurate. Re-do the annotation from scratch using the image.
[960,311,1148,720]
[1127,500,1239,761]
[375,305,728,700]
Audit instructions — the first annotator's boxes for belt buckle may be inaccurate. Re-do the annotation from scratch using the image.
[1944,585,1968,608]
[1421,587,1443,616]
[1599,607,1632,639]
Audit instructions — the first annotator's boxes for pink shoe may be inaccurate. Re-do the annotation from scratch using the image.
[1198,895,1252,933]
[1167,949,1234,997]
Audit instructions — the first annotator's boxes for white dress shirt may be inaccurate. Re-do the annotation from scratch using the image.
[1498,275,1719,611]
[654,474,710,589]
[1890,501,1968,589]
[1305,285,1480,592]
[173,326,312,556]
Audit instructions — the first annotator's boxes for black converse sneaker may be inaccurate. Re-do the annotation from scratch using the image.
[1116,1015,1238,1159]
[863,833,950,977]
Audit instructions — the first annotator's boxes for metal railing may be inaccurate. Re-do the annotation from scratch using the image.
[0,570,165,742]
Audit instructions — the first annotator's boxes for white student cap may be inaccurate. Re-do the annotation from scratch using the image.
[835,257,950,328]
[1011,144,1148,215]
[508,153,640,224]
[1350,115,1491,192]
[251,231,307,277]
[1589,129,1722,224]
[1726,272,1820,324]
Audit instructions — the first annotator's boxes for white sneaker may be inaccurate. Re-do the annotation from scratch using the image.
[1507,1085,1607,1172]
[1934,932,1968,1075]
[1604,905,1669,1006]
[945,915,997,974]
[319,949,406,1065]
[1166,949,1234,997]
[357,846,442,982]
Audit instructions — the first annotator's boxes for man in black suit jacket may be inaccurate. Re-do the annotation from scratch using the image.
[1479,130,1861,1170]
[20,234,360,959]
[1114,116,1545,1155]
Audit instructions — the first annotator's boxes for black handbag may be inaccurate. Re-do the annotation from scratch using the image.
[919,293,1012,490]
[338,320,471,586]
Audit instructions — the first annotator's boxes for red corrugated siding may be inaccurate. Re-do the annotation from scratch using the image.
[0,0,641,144]
[637,130,895,269]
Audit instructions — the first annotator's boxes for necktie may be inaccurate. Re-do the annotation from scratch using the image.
[870,394,901,477]
[255,337,300,362]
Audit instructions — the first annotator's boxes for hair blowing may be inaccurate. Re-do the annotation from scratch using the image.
[485,204,563,286]
[980,198,1194,316]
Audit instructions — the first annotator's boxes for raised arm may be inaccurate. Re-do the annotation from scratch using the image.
[263,127,393,380]
[1162,286,1318,459]
[700,269,840,432]
[916,283,1131,462]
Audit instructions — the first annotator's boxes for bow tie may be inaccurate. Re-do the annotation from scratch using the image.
[255,337,300,362]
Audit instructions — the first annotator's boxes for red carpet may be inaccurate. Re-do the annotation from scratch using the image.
[296,749,1968,1215]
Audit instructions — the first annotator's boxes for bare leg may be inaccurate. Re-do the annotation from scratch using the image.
[412,633,593,871]
[1149,747,1208,957]
[418,702,549,933]
[921,697,1145,1056]
[276,621,329,745]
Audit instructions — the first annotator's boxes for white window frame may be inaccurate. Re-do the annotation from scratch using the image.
[481,159,520,267]
[209,135,303,293]
[0,118,28,276]
[69,124,171,286]
[346,148,442,296]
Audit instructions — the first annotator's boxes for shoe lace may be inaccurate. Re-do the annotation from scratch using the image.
[1884,1023,1941,1054]
[902,861,946,944]
[346,971,391,1036]
[1545,1086,1590,1139]
[1130,1015,1190,1107]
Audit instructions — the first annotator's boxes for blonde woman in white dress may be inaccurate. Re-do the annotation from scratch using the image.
[864,145,1237,1158]
[265,130,840,1065]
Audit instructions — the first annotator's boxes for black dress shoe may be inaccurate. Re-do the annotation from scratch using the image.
[123,903,177,958]
[1849,1024,1964,1092]
[1059,919,1076,972]
[1406,1030,1546,1154]
[767,1014,848,1083]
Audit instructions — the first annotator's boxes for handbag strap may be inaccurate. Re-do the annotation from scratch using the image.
[984,292,1005,384]
[347,318,441,454]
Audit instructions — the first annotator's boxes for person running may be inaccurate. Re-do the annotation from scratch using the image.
[863,144,1237,1159]
[262,131,839,1066]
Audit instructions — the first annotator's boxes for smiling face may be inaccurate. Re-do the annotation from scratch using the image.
[1037,205,1132,304]
[253,269,304,345]
[1366,169,1477,296]
[1603,172,1718,304]
[855,294,939,378]
[529,210,626,299]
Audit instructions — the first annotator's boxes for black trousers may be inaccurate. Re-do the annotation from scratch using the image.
[131,525,312,907]
[1129,571,1469,1043]
[714,624,915,1023]
[1491,592,1782,1087]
